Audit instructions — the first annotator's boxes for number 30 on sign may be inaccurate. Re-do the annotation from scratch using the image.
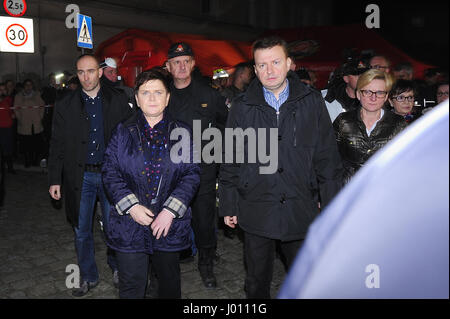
[6,23,28,46]
[3,0,27,17]
[0,16,34,53]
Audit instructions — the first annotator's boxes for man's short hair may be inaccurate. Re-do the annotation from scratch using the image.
[370,55,391,67]
[233,62,252,78]
[75,54,100,68]
[393,62,413,74]
[252,36,289,59]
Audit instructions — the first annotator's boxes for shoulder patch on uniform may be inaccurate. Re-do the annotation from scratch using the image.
[201,103,208,108]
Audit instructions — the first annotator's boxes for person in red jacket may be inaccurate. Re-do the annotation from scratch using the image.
[0,83,15,173]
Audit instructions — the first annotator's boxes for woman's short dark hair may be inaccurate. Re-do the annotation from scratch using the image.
[389,79,416,99]
[134,68,170,92]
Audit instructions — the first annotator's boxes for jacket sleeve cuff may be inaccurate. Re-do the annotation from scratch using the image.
[115,194,139,216]
[163,196,187,218]
[162,208,177,218]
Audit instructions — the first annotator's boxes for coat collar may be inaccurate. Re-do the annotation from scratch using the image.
[76,85,113,111]
[125,109,183,151]
[243,71,311,108]
[124,109,177,131]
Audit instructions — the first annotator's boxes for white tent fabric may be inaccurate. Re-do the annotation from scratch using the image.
[278,101,449,299]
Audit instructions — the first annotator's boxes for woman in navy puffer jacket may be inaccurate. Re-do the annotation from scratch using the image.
[102,69,200,298]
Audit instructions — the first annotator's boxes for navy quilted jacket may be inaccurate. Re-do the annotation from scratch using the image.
[102,110,200,254]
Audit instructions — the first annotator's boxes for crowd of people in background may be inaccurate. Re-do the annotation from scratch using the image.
[1,48,448,179]
[0,36,449,299]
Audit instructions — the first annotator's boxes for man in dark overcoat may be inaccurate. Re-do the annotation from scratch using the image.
[48,54,133,297]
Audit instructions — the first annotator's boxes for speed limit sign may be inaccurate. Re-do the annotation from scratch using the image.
[0,16,34,52]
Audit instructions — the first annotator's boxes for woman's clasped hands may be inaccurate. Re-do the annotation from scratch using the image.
[128,204,174,240]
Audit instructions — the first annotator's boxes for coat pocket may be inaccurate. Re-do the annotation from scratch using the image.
[108,210,141,249]
[236,165,255,195]
[236,164,274,200]
[154,214,191,251]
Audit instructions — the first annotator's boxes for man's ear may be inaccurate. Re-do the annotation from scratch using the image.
[286,57,292,71]
[165,61,171,73]
[98,68,103,78]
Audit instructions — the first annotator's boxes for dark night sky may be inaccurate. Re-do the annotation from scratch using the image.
[331,0,449,68]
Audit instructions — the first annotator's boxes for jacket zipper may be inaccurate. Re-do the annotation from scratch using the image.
[151,175,163,204]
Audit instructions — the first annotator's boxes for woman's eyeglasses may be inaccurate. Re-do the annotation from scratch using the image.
[392,95,415,102]
[360,90,388,98]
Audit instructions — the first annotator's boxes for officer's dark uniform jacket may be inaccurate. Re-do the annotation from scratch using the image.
[219,73,343,241]
[167,78,228,194]
[333,108,407,183]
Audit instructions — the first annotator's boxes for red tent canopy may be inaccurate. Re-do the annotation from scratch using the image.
[95,28,253,87]
[96,25,434,89]
[264,24,434,88]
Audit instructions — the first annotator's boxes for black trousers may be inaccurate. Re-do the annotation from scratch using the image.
[116,250,180,299]
[244,232,304,299]
[191,190,217,250]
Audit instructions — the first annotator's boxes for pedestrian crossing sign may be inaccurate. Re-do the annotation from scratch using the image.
[77,13,93,49]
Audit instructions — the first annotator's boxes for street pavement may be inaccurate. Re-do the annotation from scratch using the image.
[0,166,287,299]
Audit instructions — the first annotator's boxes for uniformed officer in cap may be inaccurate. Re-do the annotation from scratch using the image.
[321,59,370,122]
[165,42,228,289]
